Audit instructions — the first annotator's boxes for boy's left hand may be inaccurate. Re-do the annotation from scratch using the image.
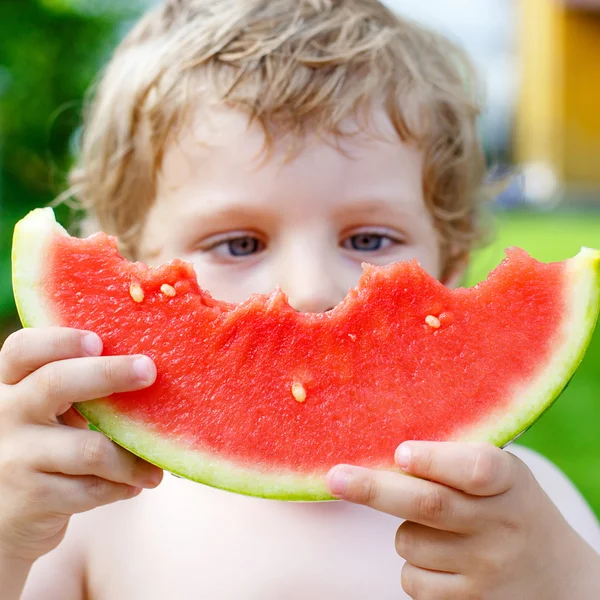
[327,441,598,600]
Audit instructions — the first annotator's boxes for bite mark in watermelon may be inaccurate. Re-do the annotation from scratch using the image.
[11,208,600,500]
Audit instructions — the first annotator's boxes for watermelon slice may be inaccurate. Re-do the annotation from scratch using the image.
[11,208,600,501]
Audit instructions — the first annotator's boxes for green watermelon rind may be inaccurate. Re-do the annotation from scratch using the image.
[11,208,600,501]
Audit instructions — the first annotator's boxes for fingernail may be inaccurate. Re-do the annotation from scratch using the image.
[395,444,412,469]
[328,467,350,497]
[133,356,155,383]
[129,486,143,497]
[82,333,102,356]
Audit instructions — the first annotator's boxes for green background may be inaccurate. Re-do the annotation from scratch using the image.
[1,1,599,517]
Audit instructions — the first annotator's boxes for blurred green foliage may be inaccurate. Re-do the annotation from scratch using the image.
[0,0,144,333]
[0,0,599,520]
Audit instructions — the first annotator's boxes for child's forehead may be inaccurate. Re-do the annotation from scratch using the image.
[161,101,422,180]
[153,102,429,232]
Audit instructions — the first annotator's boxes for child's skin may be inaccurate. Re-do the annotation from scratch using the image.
[2,104,600,599]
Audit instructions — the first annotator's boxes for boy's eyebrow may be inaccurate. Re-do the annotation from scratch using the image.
[181,198,420,223]
[332,197,425,220]
[178,202,279,228]
[173,187,424,228]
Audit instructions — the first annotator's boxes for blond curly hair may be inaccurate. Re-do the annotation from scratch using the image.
[65,0,486,278]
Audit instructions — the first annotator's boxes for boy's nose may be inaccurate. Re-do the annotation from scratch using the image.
[277,245,345,314]
[287,290,336,314]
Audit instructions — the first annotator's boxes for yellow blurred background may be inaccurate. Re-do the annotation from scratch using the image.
[517,0,600,188]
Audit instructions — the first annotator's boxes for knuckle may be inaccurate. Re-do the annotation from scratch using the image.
[0,443,23,481]
[0,330,26,366]
[498,511,522,534]
[468,444,498,492]
[474,542,519,587]
[81,434,112,472]
[475,547,501,579]
[355,472,379,505]
[101,358,125,387]
[24,479,52,508]
[0,384,16,424]
[48,328,76,357]
[417,448,434,479]
[36,365,64,402]
[85,476,112,503]
[414,486,445,523]
[394,523,415,559]
[131,456,150,483]
[400,563,418,598]
[508,451,532,486]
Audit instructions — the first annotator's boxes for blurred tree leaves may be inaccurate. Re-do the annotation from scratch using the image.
[39,0,147,17]
[0,0,144,335]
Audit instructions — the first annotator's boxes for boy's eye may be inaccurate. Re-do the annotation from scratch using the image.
[227,236,263,256]
[342,233,397,252]
[203,235,265,259]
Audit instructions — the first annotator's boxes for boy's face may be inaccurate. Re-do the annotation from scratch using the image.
[139,105,443,312]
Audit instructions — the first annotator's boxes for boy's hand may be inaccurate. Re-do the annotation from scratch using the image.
[327,441,597,599]
[0,328,163,564]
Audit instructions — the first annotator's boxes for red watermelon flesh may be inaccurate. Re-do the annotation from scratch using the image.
[11,208,600,500]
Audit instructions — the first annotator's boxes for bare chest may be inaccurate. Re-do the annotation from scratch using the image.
[84,477,409,600]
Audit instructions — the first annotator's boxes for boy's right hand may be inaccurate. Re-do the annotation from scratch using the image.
[0,328,163,564]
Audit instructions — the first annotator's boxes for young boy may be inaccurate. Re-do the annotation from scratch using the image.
[1,0,600,598]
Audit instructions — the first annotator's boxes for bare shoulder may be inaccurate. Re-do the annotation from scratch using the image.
[508,443,600,552]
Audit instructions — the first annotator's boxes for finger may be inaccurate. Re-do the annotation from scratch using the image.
[395,521,465,574]
[60,406,89,430]
[16,354,156,421]
[327,465,474,533]
[395,441,517,496]
[401,563,466,600]
[34,472,144,515]
[0,328,102,385]
[27,425,162,489]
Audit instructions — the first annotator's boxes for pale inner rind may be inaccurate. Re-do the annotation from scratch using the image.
[12,208,66,328]
[12,209,600,500]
